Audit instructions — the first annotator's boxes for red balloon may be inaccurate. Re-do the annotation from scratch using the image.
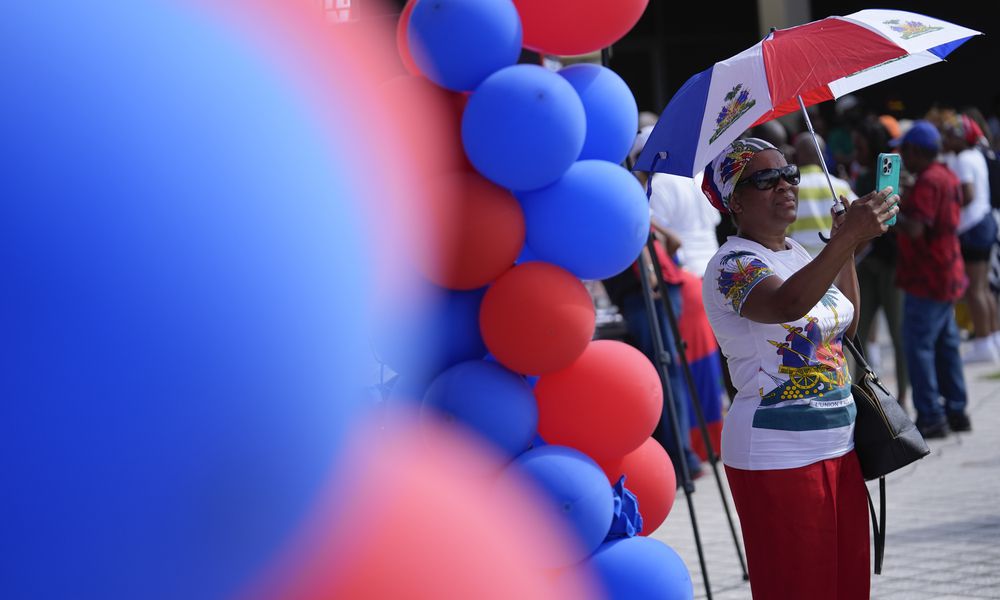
[395,1,421,76]
[536,340,662,460]
[415,171,525,290]
[513,0,649,56]
[598,438,676,534]
[251,419,602,600]
[480,262,595,375]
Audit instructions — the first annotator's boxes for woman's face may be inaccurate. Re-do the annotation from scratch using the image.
[731,149,799,229]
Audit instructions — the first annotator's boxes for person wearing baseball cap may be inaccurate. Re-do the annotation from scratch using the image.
[895,120,973,438]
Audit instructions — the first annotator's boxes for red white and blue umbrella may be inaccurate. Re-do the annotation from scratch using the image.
[635,9,982,177]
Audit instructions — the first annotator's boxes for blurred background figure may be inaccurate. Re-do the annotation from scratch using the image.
[895,121,971,438]
[749,119,793,160]
[987,94,1000,148]
[828,94,865,179]
[788,133,857,258]
[638,110,660,130]
[649,169,720,277]
[942,112,1000,362]
[851,116,907,403]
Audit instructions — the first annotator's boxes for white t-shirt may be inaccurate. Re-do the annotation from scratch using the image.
[945,148,990,233]
[648,171,720,277]
[702,236,856,470]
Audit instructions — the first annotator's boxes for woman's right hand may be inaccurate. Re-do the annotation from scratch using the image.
[831,186,899,246]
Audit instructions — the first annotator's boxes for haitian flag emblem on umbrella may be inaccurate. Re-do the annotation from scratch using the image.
[635,9,982,178]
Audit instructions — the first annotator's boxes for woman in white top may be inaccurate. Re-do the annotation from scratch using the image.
[943,114,1000,362]
[700,137,897,599]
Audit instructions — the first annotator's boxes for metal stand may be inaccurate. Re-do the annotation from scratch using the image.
[643,231,750,585]
[639,153,750,599]
[603,44,747,595]
[634,240,714,600]
[629,155,752,599]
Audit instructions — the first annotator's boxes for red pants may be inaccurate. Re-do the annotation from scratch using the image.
[725,452,870,600]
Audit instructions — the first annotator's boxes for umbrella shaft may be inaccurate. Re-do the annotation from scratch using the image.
[797,96,845,215]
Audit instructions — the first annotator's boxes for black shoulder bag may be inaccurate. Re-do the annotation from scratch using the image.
[844,336,930,574]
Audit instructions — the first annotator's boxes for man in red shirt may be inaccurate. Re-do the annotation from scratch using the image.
[896,120,971,438]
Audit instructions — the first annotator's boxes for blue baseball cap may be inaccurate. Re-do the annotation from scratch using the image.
[890,120,941,152]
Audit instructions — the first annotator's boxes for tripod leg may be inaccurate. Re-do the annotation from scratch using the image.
[645,238,750,581]
[636,247,714,600]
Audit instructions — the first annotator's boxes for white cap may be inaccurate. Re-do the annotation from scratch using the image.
[629,125,654,167]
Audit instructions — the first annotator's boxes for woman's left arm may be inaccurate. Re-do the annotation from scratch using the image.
[830,196,860,338]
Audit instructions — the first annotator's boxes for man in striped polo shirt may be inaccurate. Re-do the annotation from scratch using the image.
[788,134,857,257]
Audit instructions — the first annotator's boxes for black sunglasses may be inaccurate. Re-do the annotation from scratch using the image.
[736,164,800,190]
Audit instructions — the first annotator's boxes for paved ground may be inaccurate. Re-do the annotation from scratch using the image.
[651,347,1000,599]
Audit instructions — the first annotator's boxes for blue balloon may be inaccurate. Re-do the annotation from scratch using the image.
[408,0,522,92]
[509,445,614,564]
[586,537,694,600]
[375,284,488,380]
[385,375,431,408]
[559,64,639,164]
[463,64,586,191]
[1,3,371,599]
[519,160,649,280]
[515,242,539,264]
[422,360,537,458]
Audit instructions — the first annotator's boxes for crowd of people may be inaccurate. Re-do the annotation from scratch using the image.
[608,97,1000,448]
[757,100,999,436]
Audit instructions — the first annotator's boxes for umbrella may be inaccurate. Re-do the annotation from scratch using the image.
[634,9,982,191]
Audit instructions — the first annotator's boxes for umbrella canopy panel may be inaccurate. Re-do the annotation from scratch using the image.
[635,9,981,177]
[758,17,904,123]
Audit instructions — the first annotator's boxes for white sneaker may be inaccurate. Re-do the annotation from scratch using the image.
[964,337,1000,364]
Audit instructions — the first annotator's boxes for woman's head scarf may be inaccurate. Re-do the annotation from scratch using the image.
[702,137,778,213]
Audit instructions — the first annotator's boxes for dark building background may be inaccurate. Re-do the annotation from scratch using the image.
[610,1,993,121]
[808,1,995,118]
[381,0,995,121]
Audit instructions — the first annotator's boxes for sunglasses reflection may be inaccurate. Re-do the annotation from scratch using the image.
[737,165,800,190]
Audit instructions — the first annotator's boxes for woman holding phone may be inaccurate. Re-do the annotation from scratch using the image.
[700,137,897,599]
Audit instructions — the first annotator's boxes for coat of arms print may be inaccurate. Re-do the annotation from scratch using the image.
[884,19,943,40]
[710,84,756,144]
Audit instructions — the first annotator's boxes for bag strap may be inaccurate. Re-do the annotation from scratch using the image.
[842,335,872,372]
[865,476,886,574]
[848,336,887,573]
[843,337,885,575]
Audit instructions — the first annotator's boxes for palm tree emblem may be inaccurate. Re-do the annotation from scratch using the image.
[710,84,756,143]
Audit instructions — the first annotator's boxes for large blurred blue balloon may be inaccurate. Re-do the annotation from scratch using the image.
[422,360,537,458]
[375,284,488,379]
[519,160,649,279]
[559,64,638,164]
[408,0,522,92]
[0,3,371,599]
[463,64,586,191]
[586,537,693,600]
[509,445,614,565]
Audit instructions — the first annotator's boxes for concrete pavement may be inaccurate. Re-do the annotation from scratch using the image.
[651,355,1000,599]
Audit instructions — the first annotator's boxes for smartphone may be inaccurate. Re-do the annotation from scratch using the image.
[876,153,901,226]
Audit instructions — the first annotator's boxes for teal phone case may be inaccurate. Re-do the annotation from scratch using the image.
[876,153,901,226]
